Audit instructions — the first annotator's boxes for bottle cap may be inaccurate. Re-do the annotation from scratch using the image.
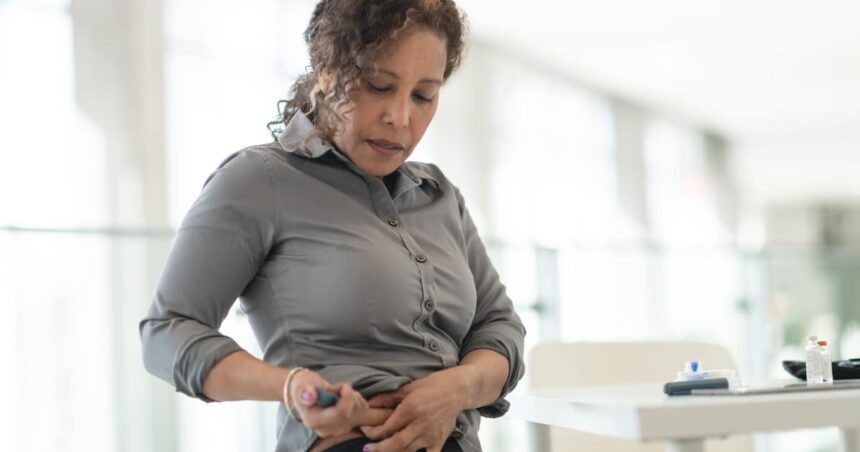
[677,360,706,381]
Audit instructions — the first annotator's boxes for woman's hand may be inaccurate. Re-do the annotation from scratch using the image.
[286,370,392,438]
[359,369,468,452]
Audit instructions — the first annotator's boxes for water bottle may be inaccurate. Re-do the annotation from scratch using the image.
[818,340,833,384]
[805,335,823,384]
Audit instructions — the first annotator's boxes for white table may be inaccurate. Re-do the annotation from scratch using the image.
[507,382,860,452]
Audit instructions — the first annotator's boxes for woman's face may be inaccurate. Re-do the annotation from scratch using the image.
[332,28,447,177]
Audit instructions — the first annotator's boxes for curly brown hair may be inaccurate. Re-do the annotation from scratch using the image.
[268,0,467,141]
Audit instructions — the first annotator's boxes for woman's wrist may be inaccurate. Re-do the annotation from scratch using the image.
[443,365,481,411]
[268,367,291,401]
[455,349,509,410]
[282,367,308,419]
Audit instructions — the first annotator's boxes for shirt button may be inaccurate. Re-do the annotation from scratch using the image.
[415,254,428,263]
[424,300,435,311]
[428,340,439,352]
[387,218,400,227]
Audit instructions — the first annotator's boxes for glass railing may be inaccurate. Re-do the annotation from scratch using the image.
[1,226,179,452]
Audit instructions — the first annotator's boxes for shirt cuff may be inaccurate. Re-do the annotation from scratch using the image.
[174,335,243,403]
[459,328,525,417]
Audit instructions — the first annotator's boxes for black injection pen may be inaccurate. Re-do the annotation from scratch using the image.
[315,387,339,407]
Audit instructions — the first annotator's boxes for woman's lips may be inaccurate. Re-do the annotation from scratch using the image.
[367,139,404,156]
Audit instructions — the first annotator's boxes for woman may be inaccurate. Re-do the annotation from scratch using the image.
[139,1,525,451]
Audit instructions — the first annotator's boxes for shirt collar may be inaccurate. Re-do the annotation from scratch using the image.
[276,111,333,158]
[276,112,440,190]
[401,163,440,190]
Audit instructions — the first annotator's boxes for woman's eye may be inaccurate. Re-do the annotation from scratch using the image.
[413,93,433,103]
[368,83,390,93]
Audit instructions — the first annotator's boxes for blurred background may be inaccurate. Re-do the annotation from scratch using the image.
[2,0,859,451]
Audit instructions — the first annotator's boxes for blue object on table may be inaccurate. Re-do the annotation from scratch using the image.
[316,387,339,407]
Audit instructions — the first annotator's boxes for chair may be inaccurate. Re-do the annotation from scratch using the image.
[528,341,754,452]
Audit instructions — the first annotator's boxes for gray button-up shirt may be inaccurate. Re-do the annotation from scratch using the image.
[139,112,526,452]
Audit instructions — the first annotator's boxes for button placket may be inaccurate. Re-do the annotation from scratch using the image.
[345,164,451,362]
[412,251,438,352]
[368,174,442,357]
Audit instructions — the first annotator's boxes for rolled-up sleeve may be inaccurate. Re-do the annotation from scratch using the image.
[139,150,277,402]
[455,188,526,418]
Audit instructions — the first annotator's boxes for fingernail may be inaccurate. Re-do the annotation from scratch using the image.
[362,446,372,452]
[301,390,313,402]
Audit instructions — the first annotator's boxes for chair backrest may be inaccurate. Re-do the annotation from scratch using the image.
[528,341,753,452]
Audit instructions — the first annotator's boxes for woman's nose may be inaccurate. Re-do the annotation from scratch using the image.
[383,96,411,129]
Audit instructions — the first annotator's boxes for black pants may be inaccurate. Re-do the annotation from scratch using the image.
[324,437,463,452]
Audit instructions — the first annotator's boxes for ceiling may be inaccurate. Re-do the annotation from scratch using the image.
[459,0,860,144]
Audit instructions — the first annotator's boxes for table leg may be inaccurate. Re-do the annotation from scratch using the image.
[527,423,550,452]
[665,439,704,452]
[842,427,860,452]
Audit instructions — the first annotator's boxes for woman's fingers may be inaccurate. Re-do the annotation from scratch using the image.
[343,383,369,410]
[303,383,375,437]
[366,391,403,409]
[357,407,393,426]
[287,376,401,439]
[290,370,326,407]
[296,384,318,407]
[363,426,444,452]
[365,428,446,452]
[303,403,354,436]
[362,375,459,450]
[360,400,413,440]
[409,436,444,452]
[362,427,414,452]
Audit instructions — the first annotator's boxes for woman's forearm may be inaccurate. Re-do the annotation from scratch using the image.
[202,350,290,402]
[455,349,510,410]
[204,351,394,435]
[201,348,509,409]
